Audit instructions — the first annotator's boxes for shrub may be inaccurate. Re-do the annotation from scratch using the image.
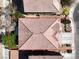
[12,11,25,19]
[61,17,71,32]
[62,7,70,16]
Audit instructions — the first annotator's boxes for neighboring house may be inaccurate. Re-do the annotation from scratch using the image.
[23,0,61,14]
[12,0,62,14]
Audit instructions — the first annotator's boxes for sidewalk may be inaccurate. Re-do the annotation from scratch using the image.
[2,45,9,59]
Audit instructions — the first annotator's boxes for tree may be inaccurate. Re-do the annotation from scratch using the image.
[62,7,70,16]
[2,32,17,49]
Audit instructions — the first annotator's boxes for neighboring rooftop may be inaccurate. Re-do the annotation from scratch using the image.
[23,0,61,13]
[12,0,62,14]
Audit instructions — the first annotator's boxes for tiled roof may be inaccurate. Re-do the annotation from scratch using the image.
[19,34,57,50]
[23,0,61,13]
[19,16,61,50]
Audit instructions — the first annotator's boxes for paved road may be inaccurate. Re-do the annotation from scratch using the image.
[73,2,79,59]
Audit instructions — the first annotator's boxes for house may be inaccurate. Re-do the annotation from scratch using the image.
[18,16,63,59]
[10,0,63,59]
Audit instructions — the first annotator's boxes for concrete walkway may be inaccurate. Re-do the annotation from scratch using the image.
[2,45,9,59]
[10,50,18,59]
